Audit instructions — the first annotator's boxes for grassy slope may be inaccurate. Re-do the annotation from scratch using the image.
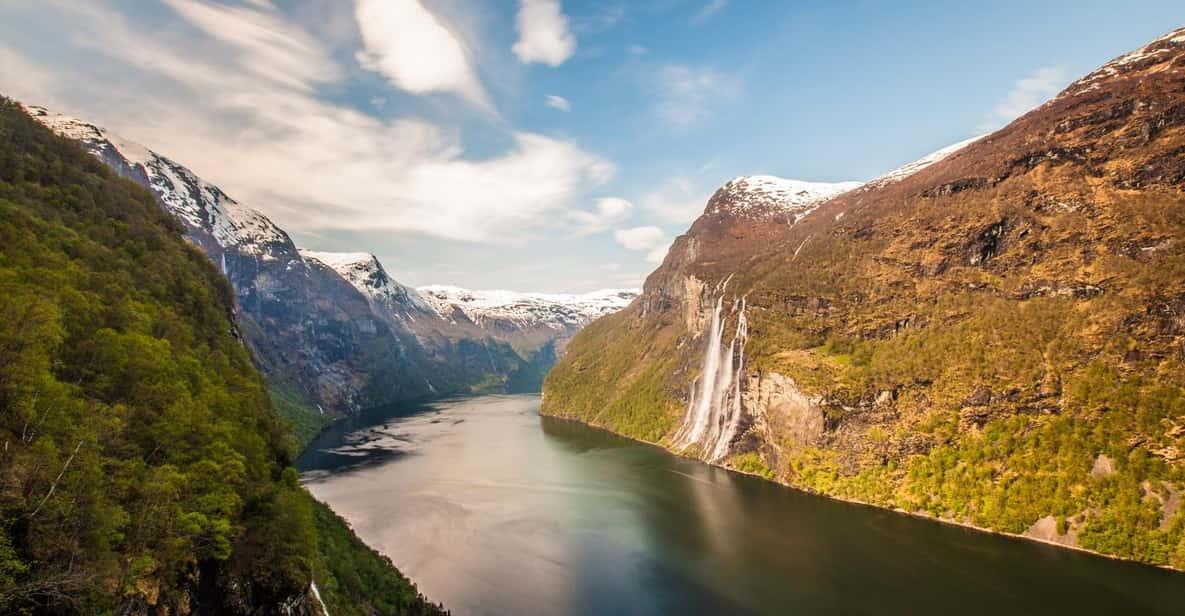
[0,99,443,614]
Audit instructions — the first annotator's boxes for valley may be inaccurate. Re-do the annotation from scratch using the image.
[4,4,1185,614]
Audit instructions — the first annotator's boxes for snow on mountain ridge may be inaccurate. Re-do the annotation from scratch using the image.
[708,176,861,220]
[299,250,434,315]
[862,135,985,189]
[417,285,638,330]
[1064,26,1185,97]
[24,105,289,255]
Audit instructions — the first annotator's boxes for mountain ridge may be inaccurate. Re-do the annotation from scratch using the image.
[26,104,635,440]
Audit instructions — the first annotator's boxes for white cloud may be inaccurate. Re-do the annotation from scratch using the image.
[653,64,739,129]
[354,0,488,107]
[614,226,669,263]
[570,197,631,235]
[692,0,729,24]
[163,0,337,90]
[0,0,612,244]
[627,44,648,56]
[639,177,713,224]
[545,94,571,111]
[977,66,1069,133]
[512,0,575,66]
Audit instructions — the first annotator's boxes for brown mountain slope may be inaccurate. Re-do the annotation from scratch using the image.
[544,27,1185,568]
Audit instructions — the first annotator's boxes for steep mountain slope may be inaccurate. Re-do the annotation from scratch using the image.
[545,27,1185,568]
[24,106,438,427]
[0,99,442,615]
[26,106,633,439]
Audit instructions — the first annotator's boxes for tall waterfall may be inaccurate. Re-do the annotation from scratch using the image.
[672,290,749,463]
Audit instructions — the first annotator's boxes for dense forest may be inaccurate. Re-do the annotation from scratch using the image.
[0,99,444,614]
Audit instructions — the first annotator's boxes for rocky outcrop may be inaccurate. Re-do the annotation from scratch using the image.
[743,371,825,448]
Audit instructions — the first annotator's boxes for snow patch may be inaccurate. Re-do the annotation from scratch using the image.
[709,176,860,220]
[863,135,985,189]
[1063,26,1185,97]
[299,250,434,315]
[417,285,637,330]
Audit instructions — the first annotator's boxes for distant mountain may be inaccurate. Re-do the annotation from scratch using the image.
[300,250,638,393]
[545,27,1185,569]
[418,285,637,353]
[26,105,634,437]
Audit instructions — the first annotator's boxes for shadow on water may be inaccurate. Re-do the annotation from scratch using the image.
[301,394,1185,616]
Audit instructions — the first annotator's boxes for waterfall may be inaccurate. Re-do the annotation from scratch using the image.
[673,290,749,463]
[310,581,331,616]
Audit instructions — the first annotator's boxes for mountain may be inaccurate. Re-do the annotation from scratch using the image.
[0,99,443,614]
[544,27,1185,569]
[26,105,635,441]
[23,105,439,431]
[417,285,637,352]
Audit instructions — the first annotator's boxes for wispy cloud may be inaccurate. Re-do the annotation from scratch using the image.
[570,197,631,235]
[574,4,625,34]
[639,176,714,224]
[613,226,670,263]
[512,0,576,66]
[354,0,489,107]
[652,63,740,129]
[976,66,1069,133]
[691,0,729,24]
[545,94,571,111]
[0,0,614,244]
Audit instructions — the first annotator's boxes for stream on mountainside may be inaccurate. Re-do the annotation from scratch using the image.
[298,394,1185,616]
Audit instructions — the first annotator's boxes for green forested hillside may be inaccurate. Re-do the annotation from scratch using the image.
[0,99,441,614]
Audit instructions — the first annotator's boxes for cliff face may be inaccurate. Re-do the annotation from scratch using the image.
[544,28,1185,568]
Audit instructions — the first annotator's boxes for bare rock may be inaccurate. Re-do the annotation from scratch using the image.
[1025,515,1080,547]
[1091,453,1117,478]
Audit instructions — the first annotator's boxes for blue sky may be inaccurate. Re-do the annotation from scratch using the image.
[0,1,1181,291]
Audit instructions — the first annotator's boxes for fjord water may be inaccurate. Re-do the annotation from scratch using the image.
[299,395,1185,615]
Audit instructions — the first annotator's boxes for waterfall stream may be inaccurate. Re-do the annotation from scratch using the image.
[673,288,749,462]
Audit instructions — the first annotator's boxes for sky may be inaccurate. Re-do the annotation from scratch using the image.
[0,1,1182,292]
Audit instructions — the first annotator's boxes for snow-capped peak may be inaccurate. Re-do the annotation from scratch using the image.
[416,285,638,330]
[300,250,433,314]
[24,104,290,255]
[706,176,861,220]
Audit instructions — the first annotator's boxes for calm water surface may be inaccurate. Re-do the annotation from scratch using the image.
[299,394,1185,615]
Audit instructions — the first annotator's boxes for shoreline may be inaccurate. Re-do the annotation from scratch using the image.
[539,409,1185,575]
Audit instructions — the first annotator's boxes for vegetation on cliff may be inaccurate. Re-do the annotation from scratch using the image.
[0,99,441,614]
[544,29,1185,569]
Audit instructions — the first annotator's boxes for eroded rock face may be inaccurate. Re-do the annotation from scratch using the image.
[743,371,825,448]
[1025,515,1080,548]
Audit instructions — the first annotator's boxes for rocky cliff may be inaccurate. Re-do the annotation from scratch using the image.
[544,27,1185,568]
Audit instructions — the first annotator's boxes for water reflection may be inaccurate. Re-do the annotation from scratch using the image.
[300,394,1185,616]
